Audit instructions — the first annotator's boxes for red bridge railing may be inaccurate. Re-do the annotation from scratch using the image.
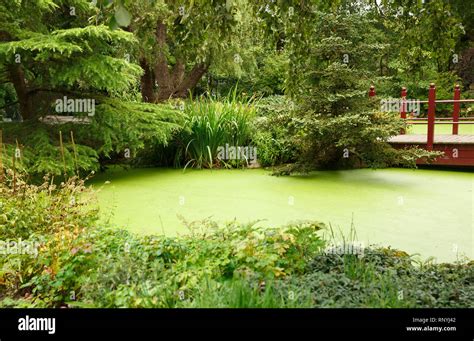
[369,84,474,150]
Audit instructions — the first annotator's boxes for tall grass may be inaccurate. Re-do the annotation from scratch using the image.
[186,279,313,308]
[177,88,256,169]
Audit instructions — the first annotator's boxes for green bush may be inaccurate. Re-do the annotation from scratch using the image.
[0,101,183,177]
[75,219,325,308]
[0,219,326,307]
[0,171,98,239]
[253,96,300,167]
[282,249,474,308]
[0,171,99,306]
[295,111,442,169]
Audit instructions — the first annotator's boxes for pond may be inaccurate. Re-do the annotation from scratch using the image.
[408,123,474,135]
[90,167,473,263]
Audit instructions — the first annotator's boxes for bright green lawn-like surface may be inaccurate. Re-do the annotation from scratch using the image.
[90,167,473,263]
[407,123,474,135]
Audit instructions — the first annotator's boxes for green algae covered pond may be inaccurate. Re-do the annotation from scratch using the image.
[89,167,473,263]
[408,123,474,135]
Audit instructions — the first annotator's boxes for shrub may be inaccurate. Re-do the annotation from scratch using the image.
[252,96,301,167]
[0,171,98,239]
[0,100,183,177]
[0,171,99,306]
[77,219,325,308]
[281,249,474,308]
[294,111,442,169]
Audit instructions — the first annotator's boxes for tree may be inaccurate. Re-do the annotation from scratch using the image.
[120,0,254,102]
[257,1,439,170]
[0,0,182,176]
[0,0,142,120]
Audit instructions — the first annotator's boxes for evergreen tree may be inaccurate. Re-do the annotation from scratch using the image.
[259,1,439,170]
[0,0,182,176]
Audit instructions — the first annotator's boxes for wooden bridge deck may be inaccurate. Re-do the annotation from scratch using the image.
[388,134,474,166]
[389,134,474,145]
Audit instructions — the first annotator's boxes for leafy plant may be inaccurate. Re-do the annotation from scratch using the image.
[253,95,300,167]
[176,89,256,169]
[0,100,183,177]
[296,248,474,308]
[0,169,99,305]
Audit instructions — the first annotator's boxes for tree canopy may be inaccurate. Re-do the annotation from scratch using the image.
[0,0,472,174]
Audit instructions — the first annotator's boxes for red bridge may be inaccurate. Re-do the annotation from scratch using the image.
[370,84,474,166]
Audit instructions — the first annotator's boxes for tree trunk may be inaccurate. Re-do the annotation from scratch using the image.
[8,64,33,120]
[154,21,174,101]
[1,31,34,120]
[140,20,210,102]
[140,59,156,103]
[171,60,185,89]
[174,63,209,98]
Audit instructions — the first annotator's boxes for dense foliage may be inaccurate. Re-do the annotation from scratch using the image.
[252,96,299,167]
[0,0,473,310]
[1,0,472,173]
[0,101,183,176]
[0,1,183,176]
